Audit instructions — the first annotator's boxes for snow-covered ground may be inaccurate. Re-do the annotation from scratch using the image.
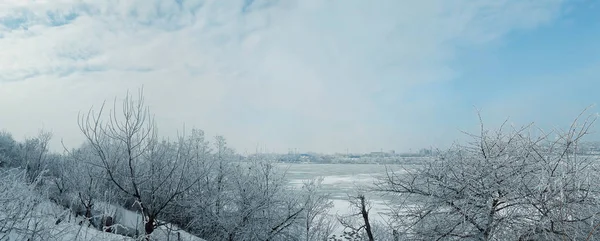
[0,169,205,241]
[95,202,206,241]
[3,200,206,241]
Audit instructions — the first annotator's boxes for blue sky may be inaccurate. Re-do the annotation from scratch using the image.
[453,0,600,128]
[0,0,598,154]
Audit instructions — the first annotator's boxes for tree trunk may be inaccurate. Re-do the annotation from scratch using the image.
[359,195,374,241]
[85,205,93,227]
[145,215,155,235]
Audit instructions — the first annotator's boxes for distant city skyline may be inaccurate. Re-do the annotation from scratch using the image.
[1,0,599,154]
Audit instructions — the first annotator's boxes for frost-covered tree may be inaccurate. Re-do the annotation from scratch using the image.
[16,130,53,183]
[223,160,305,241]
[376,111,600,241]
[0,168,45,240]
[78,90,204,237]
[182,155,315,241]
[58,143,115,228]
[158,129,214,231]
[515,112,600,240]
[298,178,336,241]
[0,131,18,168]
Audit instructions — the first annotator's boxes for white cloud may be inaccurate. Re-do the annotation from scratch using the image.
[0,0,567,153]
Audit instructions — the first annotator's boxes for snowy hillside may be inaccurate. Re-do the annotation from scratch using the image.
[0,168,205,241]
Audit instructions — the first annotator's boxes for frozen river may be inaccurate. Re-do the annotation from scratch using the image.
[280,163,409,228]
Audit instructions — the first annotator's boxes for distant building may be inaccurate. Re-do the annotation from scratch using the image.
[369,151,390,157]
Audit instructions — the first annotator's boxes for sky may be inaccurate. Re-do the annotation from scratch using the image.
[0,0,599,154]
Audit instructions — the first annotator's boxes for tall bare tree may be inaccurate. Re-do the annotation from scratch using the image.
[78,89,203,237]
